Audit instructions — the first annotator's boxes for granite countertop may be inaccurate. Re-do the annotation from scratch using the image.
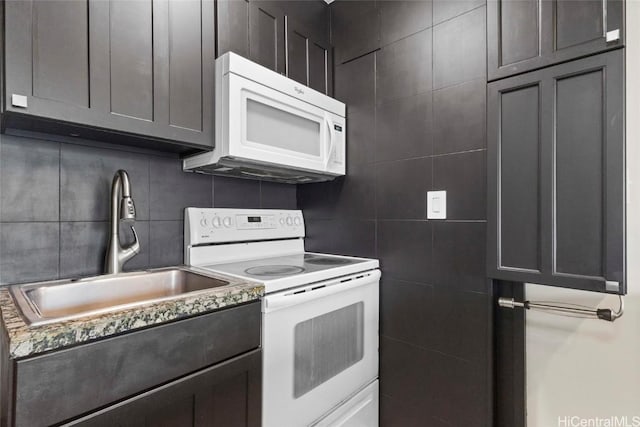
[0,270,264,359]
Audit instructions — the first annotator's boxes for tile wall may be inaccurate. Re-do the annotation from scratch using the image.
[0,134,296,285]
[299,1,491,425]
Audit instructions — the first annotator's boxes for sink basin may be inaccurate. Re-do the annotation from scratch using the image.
[9,267,231,326]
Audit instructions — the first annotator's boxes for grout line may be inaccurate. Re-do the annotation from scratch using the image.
[372,148,487,166]
[432,2,486,28]
[381,334,477,365]
[338,48,380,66]
[377,25,433,52]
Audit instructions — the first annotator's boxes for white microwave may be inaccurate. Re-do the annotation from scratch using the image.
[183,53,346,184]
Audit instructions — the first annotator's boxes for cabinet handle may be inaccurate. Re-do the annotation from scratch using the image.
[11,94,28,108]
[606,29,621,43]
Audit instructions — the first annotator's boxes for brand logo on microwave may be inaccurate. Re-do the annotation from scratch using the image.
[294,87,305,95]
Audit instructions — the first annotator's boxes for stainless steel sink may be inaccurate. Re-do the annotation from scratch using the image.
[9,267,231,326]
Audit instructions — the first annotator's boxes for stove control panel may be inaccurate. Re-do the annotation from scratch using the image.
[185,208,305,245]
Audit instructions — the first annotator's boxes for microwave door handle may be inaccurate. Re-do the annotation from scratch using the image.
[324,115,336,170]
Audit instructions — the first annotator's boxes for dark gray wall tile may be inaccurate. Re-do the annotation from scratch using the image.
[0,135,60,222]
[376,157,432,220]
[433,221,488,293]
[346,108,376,168]
[431,352,488,426]
[433,150,486,220]
[433,0,485,25]
[381,394,444,427]
[377,29,432,104]
[212,176,260,209]
[336,54,376,167]
[379,0,432,47]
[60,143,150,221]
[260,181,297,210]
[0,222,59,284]
[297,167,376,221]
[334,167,376,219]
[375,92,433,162]
[304,219,376,258]
[331,1,379,64]
[297,181,338,220]
[377,220,432,283]
[433,79,486,155]
[149,221,183,268]
[150,156,212,220]
[379,336,436,411]
[432,287,490,363]
[60,220,150,278]
[335,53,376,108]
[60,221,108,278]
[433,6,486,90]
[381,278,435,348]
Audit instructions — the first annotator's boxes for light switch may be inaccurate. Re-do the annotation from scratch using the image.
[427,190,446,219]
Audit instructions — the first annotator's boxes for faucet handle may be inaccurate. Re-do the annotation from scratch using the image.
[115,226,140,270]
[127,226,141,255]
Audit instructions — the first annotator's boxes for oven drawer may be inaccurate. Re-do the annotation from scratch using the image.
[14,302,260,427]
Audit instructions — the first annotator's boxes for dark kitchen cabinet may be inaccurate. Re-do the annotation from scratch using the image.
[3,0,215,151]
[487,0,624,80]
[5,302,261,427]
[249,1,286,73]
[286,16,333,95]
[227,0,333,94]
[69,349,262,427]
[217,0,250,57]
[487,50,625,294]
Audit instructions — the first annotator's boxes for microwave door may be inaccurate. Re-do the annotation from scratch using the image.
[228,74,332,172]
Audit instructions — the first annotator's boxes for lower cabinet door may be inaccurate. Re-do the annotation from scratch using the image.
[65,349,262,427]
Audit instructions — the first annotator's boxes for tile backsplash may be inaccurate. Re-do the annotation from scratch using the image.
[0,133,296,285]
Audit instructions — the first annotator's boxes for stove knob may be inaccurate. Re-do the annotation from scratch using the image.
[212,217,221,228]
[279,217,285,225]
[286,216,293,226]
[294,217,302,226]
[223,216,232,228]
[200,218,208,227]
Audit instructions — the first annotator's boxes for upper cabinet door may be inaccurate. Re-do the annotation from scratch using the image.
[4,0,215,150]
[248,1,286,73]
[286,16,333,95]
[91,0,215,147]
[217,0,250,57]
[487,0,624,80]
[4,0,93,119]
[487,50,625,294]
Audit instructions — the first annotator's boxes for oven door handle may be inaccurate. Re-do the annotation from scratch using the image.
[264,269,381,313]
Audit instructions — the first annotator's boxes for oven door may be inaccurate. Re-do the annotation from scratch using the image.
[227,73,345,176]
[262,270,380,427]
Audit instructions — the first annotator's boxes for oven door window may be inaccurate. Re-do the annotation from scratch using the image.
[293,302,364,398]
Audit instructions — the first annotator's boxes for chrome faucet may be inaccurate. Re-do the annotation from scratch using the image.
[105,170,140,274]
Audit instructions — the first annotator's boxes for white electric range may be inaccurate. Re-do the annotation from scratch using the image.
[184,208,380,427]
